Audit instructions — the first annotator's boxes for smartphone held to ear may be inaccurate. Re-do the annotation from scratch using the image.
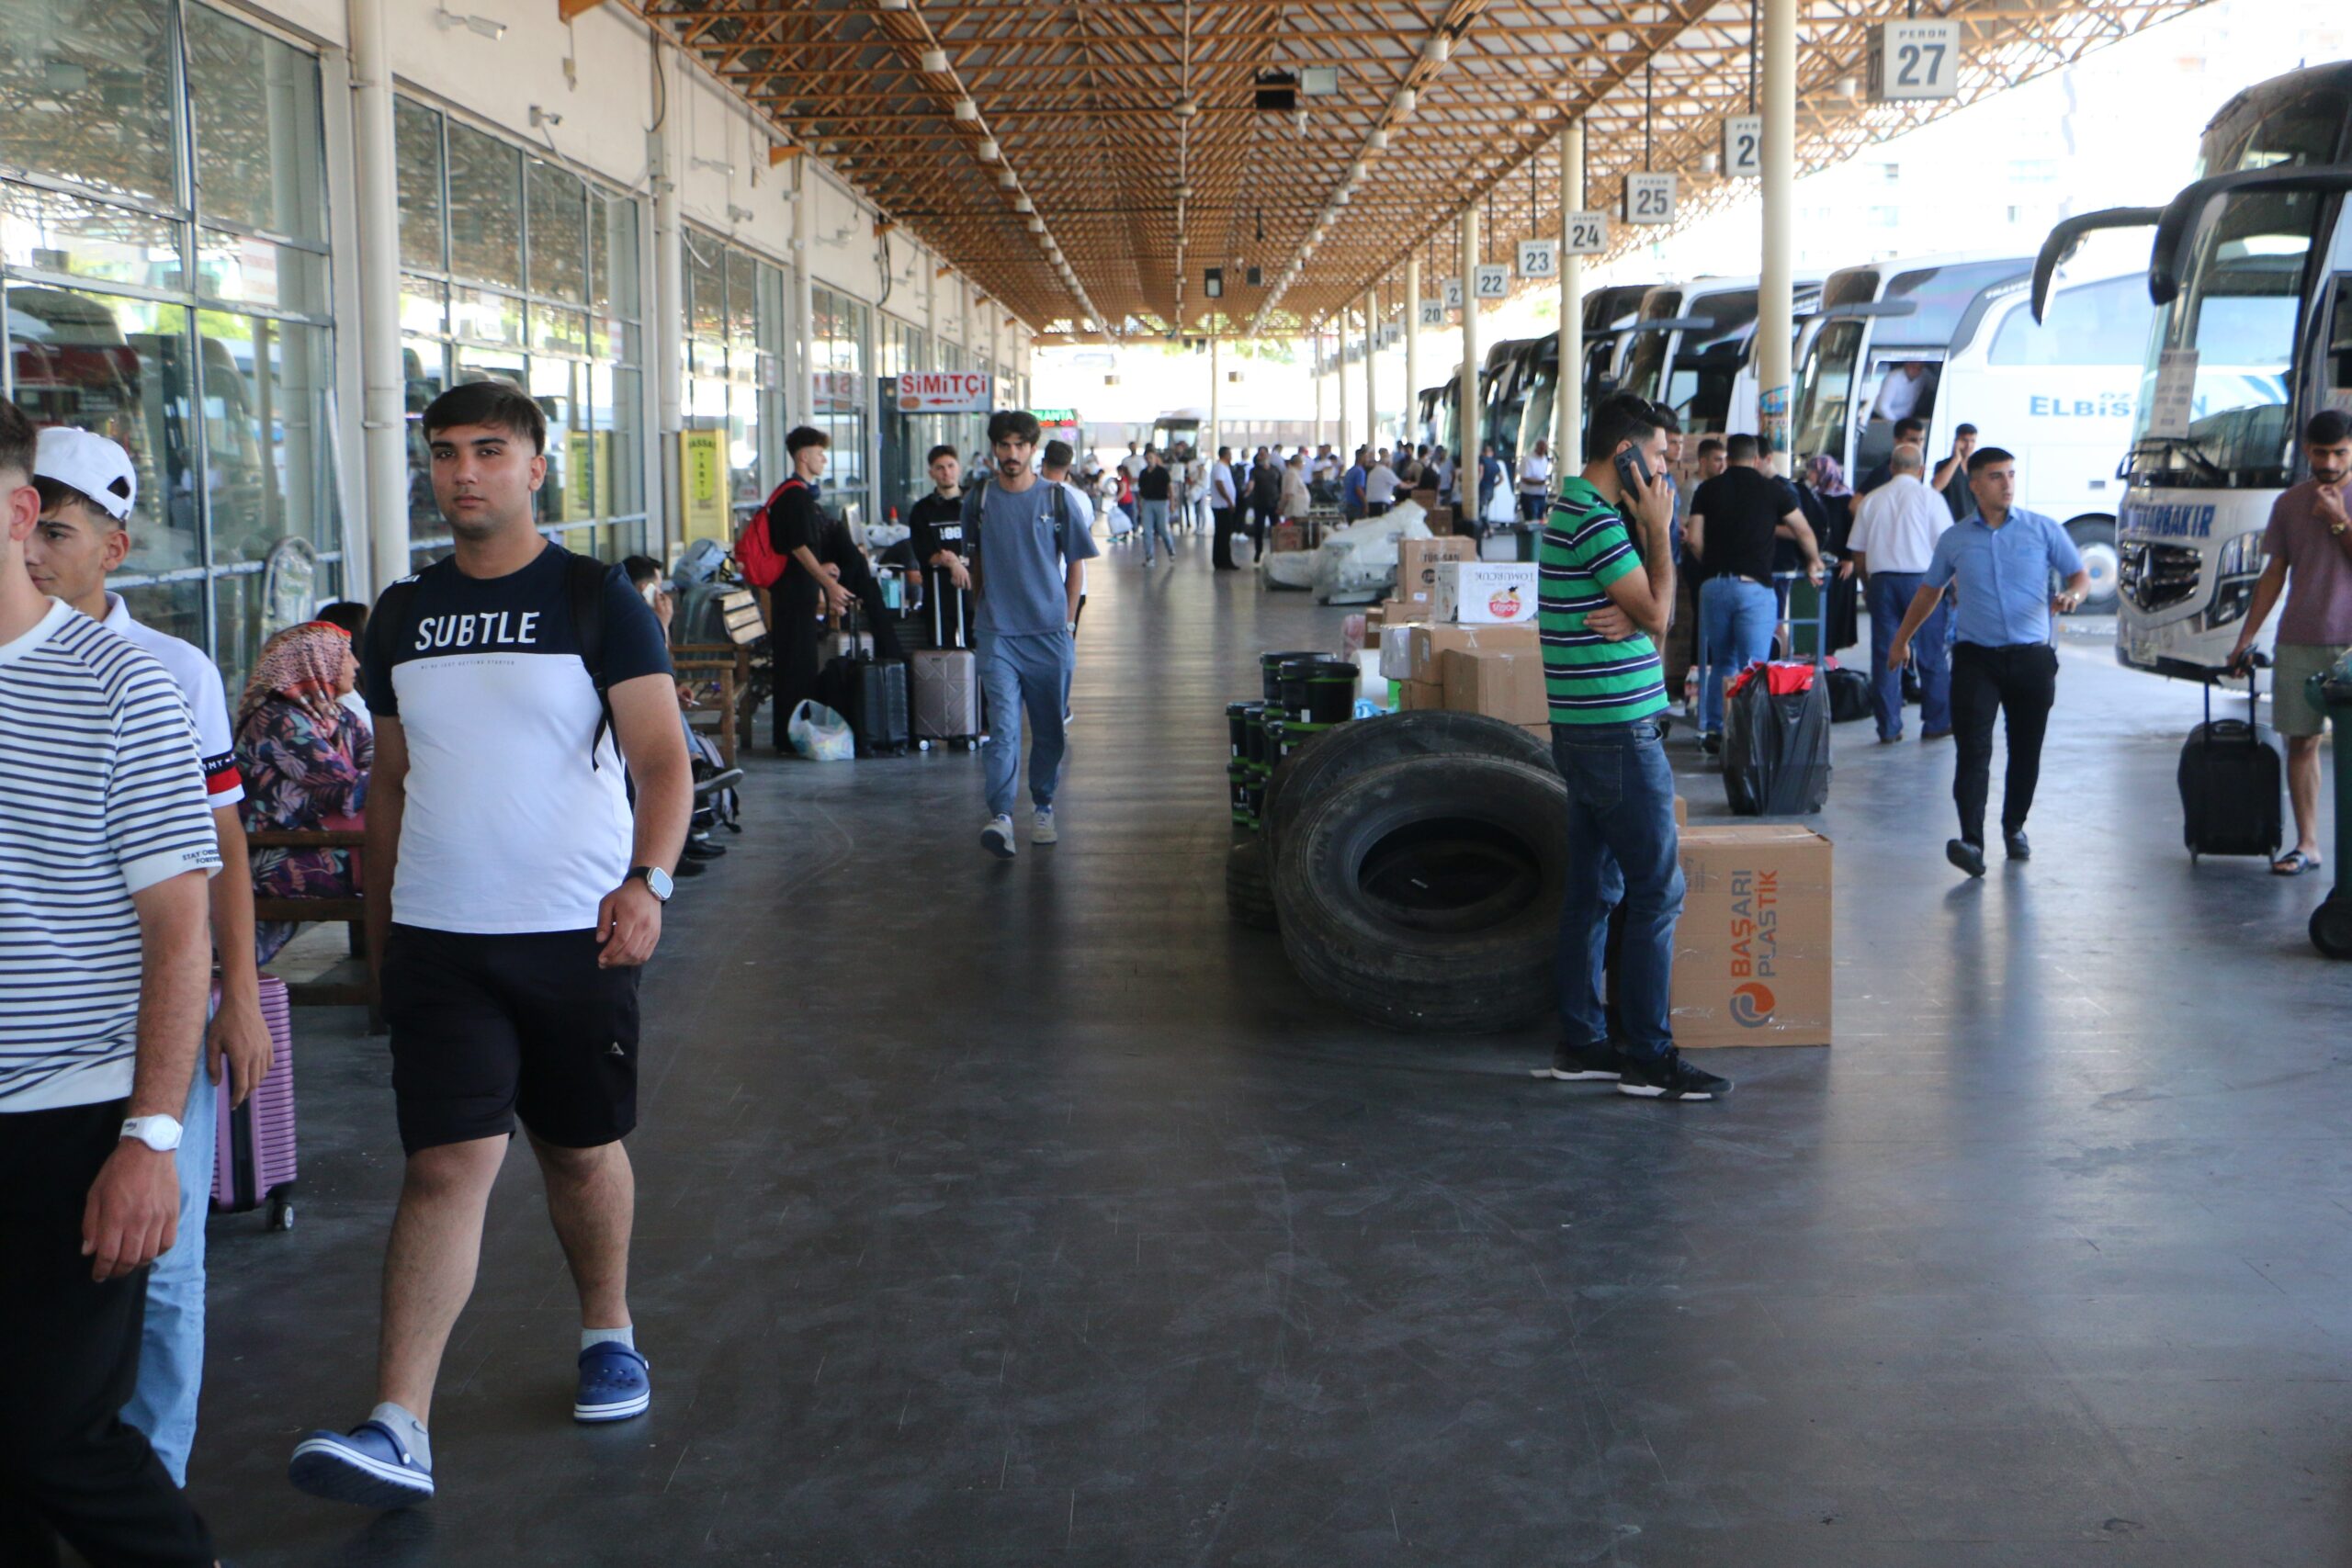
[1613,444,1654,492]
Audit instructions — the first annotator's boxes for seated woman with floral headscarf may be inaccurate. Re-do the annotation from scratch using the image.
[235,621,373,964]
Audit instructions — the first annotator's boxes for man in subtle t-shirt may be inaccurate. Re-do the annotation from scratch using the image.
[22,426,273,1488]
[965,409,1098,858]
[288,381,690,1510]
[0,399,224,1566]
[2231,407,2352,876]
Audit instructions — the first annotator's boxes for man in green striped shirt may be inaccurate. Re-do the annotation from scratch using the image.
[1535,394,1729,1101]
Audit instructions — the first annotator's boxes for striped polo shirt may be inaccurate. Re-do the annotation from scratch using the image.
[0,599,221,1111]
[1537,475,1668,727]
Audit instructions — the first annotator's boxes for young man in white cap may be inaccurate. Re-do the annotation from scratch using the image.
[22,426,273,1488]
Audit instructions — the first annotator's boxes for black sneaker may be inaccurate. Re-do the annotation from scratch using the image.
[1699,731,1723,758]
[2004,829,2030,862]
[1945,838,1986,878]
[1535,1041,1629,1082]
[1615,1050,1731,1100]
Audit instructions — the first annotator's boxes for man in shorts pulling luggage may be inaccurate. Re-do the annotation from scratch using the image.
[288,381,690,1510]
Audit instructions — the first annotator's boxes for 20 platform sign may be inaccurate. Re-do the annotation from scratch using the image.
[1419,298,1447,327]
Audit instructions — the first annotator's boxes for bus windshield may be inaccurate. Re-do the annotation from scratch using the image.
[1517,358,1558,459]
[1792,318,1865,466]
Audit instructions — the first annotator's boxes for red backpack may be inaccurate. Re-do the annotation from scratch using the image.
[736,477,807,589]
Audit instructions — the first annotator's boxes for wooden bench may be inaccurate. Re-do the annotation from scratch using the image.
[245,829,382,1034]
[674,640,760,762]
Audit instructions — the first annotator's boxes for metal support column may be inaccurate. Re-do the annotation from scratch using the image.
[1405,258,1422,447]
[794,170,815,425]
[1459,205,1480,482]
[1338,320,1351,454]
[1312,328,1325,446]
[649,43,684,557]
[347,0,407,592]
[1208,335,1221,458]
[1556,119,1585,467]
[1363,289,1378,452]
[1758,0,1796,470]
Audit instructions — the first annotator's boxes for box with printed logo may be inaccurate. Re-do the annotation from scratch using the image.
[1431,560,1538,626]
[1396,537,1475,610]
[1669,824,1832,1049]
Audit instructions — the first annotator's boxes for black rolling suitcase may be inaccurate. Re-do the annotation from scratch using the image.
[814,605,912,758]
[2179,659,2282,861]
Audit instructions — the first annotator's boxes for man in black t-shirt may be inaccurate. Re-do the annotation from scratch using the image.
[906,444,972,647]
[1685,434,1823,744]
[763,428,903,740]
[1856,417,1928,498]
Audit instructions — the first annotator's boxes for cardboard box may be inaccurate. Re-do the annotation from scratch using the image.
[1439,649,1550,725]
[1397,679,1446,711]
[1432,560,1539,626]
[1674,793,1688,827]
[1270,523,1306,553]
[1670,824,1832,1049]
[1396,536,1475,610]
[1407,622,1539,682]
[1378,624,1419,682]
[1424,506,1455,535]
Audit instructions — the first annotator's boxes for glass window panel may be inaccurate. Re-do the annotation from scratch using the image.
[400,275,447,339]
[444,122,521,288]
[729,378,759,513]
[210,571,266,693]
[449,286,521,347]
[197,313,338,564]
[401,335,446,537]
[606,365,643,515]
[187,6,325,244]
[117,580,208,671]
[452,345,526,393]
[589,189,641,324]
[395,98,445,273]
[0,180,181,290]
[194,229,326,315]
[688,336,725,378]
[8,288,198,575]
[532,356,586,524]
[525,157,586,304]
[0,0,176,209]
[726,248,757,351]
[532,305,588,358]
[686,235,723,339]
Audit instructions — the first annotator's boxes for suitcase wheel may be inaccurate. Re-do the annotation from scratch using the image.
[2312,897,2352,961]
[269,1195,295,1232]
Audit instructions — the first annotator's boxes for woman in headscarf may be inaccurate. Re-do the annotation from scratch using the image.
[235,621,373,964]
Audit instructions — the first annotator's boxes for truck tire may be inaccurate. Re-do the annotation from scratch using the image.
[1272,755,1567,1032]
[1261,710,1554,854]
[1226,835,1278,930]
[2064,517,2118,615]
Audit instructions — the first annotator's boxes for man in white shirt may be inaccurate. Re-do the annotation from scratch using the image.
[0,400,224,1566]
[1363,455,1400,515]
[1210,446,1241,571]
[22,426,274,1490]
[1846,444,1954,742]
[1871,361,1935,426]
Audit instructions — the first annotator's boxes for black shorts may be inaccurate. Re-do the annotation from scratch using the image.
[383,924,641,1155]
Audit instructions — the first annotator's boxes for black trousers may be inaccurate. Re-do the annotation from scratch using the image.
[1950,640,2058,847]
[1211,507,1239,570]
[0,1100,216,1568]
[773,554,908,748]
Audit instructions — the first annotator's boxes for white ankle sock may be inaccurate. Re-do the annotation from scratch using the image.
[582,1325,636,1353]
[369,1401,431,1470]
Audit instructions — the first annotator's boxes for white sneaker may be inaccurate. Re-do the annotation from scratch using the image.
[1032,807,1058,846]
[981,815,1017,858]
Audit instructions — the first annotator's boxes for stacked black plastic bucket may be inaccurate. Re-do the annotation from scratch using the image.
[1227,649,1357,830]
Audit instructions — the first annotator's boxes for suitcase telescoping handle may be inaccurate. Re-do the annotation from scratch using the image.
[2211,649,2272,730]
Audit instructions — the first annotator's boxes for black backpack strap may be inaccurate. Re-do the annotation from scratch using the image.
[568,552,616,769]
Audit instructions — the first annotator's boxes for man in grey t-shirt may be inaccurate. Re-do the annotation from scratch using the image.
[963,410,1101,858]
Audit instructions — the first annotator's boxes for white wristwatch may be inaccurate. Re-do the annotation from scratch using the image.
[120,1114,184,1153]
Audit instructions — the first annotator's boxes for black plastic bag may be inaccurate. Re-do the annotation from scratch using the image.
[1723,669,1832,816]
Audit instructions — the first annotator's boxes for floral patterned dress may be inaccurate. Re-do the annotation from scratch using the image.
[236,698,372,964]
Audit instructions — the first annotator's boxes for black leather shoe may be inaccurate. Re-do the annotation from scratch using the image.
[673,856,708,877]
[684,837,727,861]
[1946,838,1986,878]
[2004,830,2031,862]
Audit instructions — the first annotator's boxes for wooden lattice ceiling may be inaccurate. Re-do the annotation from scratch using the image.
[636,0,2212,342]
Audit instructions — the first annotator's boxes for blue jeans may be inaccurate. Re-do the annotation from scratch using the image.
[1864,570,1952,740]
[978,628,1073,818]
[1553,718,1686,1060]
[123,1043,216,1485]
[1698,576,1779,736]
[1138,500,1175,563]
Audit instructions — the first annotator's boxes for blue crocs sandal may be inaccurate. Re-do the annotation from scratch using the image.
[288,1420,435,1509]
[574,1341,651,1423]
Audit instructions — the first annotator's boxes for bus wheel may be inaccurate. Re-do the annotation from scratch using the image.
[2065,518,2119,615]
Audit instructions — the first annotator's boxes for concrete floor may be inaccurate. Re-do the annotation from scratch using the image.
[187,529,2352,1567]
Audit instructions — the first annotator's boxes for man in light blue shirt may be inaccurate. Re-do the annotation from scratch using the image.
[1885,448,2090,877]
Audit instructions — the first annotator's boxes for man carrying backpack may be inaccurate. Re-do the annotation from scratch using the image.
[966,410,1097,858]
[288,382,691,1510]
[753,428,903,746]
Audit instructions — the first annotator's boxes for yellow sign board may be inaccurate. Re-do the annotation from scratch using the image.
[562,429,594,523]
[679,429,726,545]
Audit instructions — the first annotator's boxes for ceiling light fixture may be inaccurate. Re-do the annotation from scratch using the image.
[1423,34,1450,65]
[952,96,978,120]
[1013,195,1034,212]
[1369,129,1389,151]
[978,137,1000,161]
[998,168,1018,187]
[920,47,949,73]
[1394,88,1417,117]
